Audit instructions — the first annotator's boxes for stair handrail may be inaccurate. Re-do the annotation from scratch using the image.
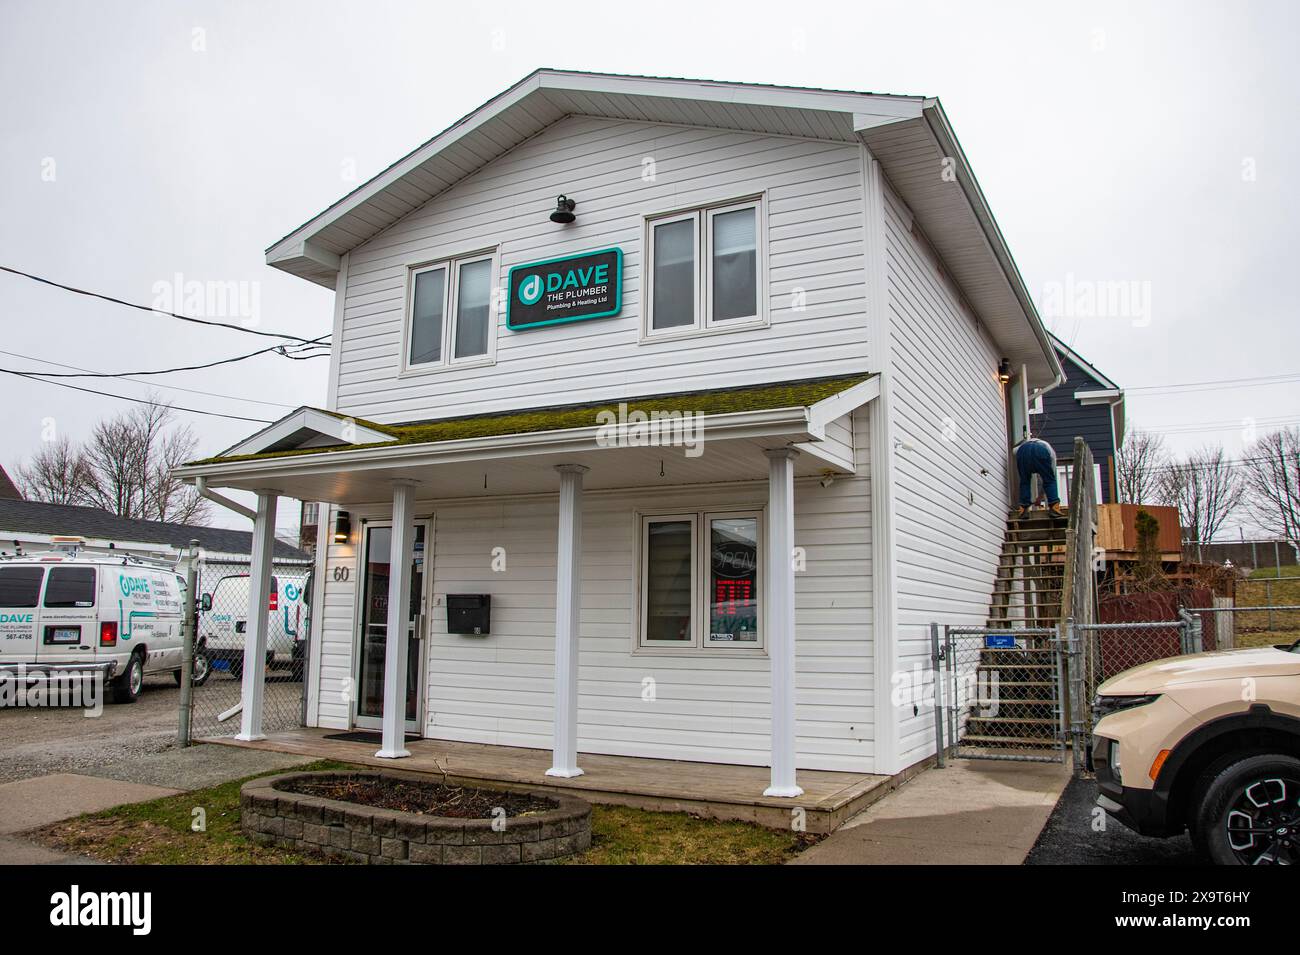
[1060,437,1098,630]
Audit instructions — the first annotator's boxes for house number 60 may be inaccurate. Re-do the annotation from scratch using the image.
[332,565,350,582]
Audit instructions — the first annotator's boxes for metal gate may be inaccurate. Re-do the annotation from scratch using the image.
[177,548,312,743]
[936,626,1067,764]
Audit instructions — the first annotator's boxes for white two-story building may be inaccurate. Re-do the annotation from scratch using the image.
[177,70,1062,796]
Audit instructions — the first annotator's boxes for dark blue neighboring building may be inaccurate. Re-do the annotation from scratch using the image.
[1031,335,1125,505]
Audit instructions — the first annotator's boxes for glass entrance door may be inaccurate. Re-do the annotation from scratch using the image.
[355,522,427,731]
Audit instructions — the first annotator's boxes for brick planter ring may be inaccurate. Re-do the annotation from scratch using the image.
[241,770,592,864]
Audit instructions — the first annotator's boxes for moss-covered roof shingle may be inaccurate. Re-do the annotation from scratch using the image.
[192,372,874,466]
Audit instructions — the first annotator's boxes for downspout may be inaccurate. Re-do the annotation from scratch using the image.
[194,476,256,521]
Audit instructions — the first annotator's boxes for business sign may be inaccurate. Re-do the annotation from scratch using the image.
[506,247,622,331]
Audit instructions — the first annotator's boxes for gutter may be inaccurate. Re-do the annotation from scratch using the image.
[176,405,822,484]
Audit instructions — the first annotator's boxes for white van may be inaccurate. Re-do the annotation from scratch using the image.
[0,549,191,703]
[199,572,307,680]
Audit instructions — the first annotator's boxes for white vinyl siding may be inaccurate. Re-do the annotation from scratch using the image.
[307,412,874,772]
[883,186,1010,768]
[334,115,868,423]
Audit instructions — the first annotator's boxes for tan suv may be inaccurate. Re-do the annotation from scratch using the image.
[1092,641,1300,865]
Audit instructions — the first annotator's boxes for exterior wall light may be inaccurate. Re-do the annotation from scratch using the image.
[333,510,351,544]
[550,195,577,223]
[997,359,1012,383]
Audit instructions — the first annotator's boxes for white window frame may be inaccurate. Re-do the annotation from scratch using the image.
[400,248,499,375]
[701,509,764,649]
[635,507,767,655]
[641,195,767,343]
[638,512,698,650]
[643,210,700,338]
[704,200,764,329]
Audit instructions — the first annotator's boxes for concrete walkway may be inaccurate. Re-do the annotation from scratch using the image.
[791,758,1072,865]
[0,744,316,865]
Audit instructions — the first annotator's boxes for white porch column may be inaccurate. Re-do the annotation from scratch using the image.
[546,464,588,778]
[764,448,803,797]
[236,490,278,741]
[376,480,418,759]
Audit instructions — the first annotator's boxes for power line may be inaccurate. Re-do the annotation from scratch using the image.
[0,264,329,346]
[0,348,298,410]
[0,367,273,424]
[3,336,329,379]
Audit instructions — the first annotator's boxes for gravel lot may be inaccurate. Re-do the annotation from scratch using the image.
[0,675,182,783]
[0,666,306,784]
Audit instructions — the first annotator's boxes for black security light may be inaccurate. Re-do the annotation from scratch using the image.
[334,510,352,544]
[549,195,577,224]
[997,359,1012,384]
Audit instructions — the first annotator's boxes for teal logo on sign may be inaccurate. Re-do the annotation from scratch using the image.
[518,274,544,306]
[507,247,622,331]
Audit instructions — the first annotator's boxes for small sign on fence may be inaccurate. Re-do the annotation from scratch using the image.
[984,634,1018,649]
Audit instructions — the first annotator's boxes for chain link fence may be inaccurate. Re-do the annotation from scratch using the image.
[1190,603,1300,650]
[936,626,1066,763]
[183,562,312,740]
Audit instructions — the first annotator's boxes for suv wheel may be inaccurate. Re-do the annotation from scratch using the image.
[1198,754,1300,865]
[111,651,145,704]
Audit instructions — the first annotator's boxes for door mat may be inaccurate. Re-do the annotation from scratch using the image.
[322,731,421,744]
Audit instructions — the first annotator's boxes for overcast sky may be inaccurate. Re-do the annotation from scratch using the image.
[2,0,1297,536]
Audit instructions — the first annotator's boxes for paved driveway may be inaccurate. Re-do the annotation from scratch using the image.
[1025,776,1205,865]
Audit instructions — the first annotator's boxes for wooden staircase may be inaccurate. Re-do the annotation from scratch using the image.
[957,509,1069,755]
[986,509,1068,629]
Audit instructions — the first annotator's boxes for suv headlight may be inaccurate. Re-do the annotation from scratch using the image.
[1093,693,1160,722]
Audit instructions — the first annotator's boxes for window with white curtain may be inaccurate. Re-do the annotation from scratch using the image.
[405,251,497,371]
[644,197,765,338]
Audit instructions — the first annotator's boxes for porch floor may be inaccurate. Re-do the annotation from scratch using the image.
[203,728,894,833]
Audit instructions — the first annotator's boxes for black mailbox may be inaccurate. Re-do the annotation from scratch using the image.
[447,594,491,635]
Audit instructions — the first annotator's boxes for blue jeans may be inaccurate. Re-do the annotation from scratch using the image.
[1016,443,1059,506]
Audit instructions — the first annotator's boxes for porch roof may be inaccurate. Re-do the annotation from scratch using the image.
[175,373,879,505]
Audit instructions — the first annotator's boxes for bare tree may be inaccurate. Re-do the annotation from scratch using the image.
[15,436,94,505]
[21,398,210,525]
[1158,445,1244,542]
[1115,427,1169,504]
[1241,427,1300,548]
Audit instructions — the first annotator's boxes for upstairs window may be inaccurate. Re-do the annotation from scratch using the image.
[644,197,765,339]
[404,251,497,371]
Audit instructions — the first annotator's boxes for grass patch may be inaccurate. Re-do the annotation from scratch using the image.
[32,762,812,866]
[1248,564,1300,579]
[33,759,352,865]
[565,804,811,865]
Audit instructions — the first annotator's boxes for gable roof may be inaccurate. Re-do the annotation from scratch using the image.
[1050,333,1121,391]
[0,465,22,501]
[265,68,1061,389]
[0,499,308,559]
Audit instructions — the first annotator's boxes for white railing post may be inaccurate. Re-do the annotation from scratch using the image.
[376,480,418,759]
[546,464,588,778]
[764,448,803,797]
[237,491,278,741]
